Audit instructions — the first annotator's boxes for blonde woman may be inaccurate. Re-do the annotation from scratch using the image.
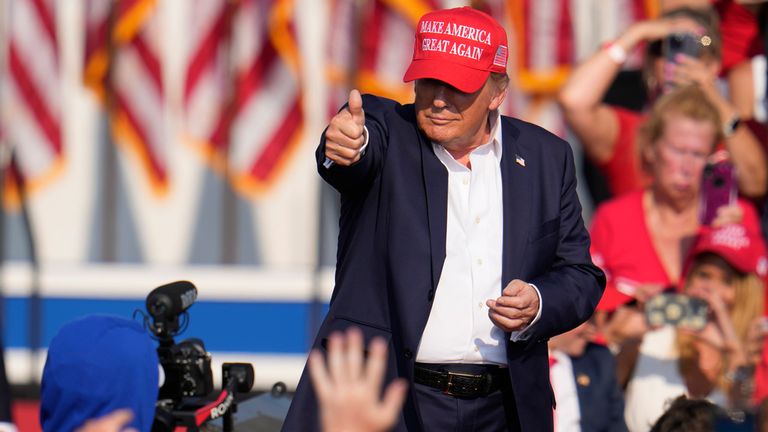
[623,223,767,431]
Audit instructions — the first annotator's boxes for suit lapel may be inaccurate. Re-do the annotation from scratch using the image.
[419,133,448,294]
[500,119,531,286]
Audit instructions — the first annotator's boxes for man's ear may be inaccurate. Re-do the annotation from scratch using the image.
[489,87,507,111]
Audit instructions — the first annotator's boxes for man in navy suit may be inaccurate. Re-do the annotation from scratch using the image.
[284,6,604,432]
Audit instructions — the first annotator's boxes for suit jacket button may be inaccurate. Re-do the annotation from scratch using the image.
[404,349,413,359]
[428,290,434,301]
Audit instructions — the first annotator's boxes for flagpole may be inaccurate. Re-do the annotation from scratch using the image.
[219,0,239,265]
[99,0,119,263]
[13,154,42,388]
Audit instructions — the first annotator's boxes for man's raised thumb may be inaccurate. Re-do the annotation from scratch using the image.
[348,89,364,122]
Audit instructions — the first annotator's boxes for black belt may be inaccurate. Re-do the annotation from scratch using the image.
[414,363,509,398]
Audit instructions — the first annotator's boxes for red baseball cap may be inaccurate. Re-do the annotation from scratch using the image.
[595,276,645,312]
[685,224,768,278]
[403,7,508,93]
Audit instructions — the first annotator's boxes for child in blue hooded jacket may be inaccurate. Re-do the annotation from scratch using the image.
[40,315,159,432]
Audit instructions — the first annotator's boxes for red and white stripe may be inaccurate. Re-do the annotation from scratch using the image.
[184,0,303,194]
[510,0,573,94]
[84,0,167,194]
[3,0,61,193]
[183,0,233,150]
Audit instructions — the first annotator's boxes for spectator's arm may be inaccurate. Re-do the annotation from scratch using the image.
[700,79,768,198]
[558,16,706,164]
[557,41,625,164]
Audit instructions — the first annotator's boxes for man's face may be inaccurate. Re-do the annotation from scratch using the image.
[414,77,506,151]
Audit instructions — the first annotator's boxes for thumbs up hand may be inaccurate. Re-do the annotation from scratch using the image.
[325,89,367,166]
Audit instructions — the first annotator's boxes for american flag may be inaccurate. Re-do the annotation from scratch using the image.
[184,0,303,195]
[508,0,574,94]
[2,0,62,207]
[84,0,167,195]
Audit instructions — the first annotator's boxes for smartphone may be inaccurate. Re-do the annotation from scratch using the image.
[664,32,701,63]
[645,292,709,331]
[662,33,702,92]
[699,160,737,225]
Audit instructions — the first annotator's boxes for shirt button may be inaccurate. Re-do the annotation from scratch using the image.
[478,302,484,308]
[462,178,469,185]
[477,258,483,266]
[474,216,481,224]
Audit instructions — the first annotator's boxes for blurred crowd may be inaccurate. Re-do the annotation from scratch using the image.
[553,0,768,430]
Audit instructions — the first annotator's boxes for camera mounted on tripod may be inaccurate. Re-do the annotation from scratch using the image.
[141,281,254,432]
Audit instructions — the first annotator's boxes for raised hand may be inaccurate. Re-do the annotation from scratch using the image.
[630,15,704,43]
[309,327,407,432]
[325,89,367,166]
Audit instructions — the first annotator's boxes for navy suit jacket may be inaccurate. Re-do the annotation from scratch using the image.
[570,344,627,432]
[283,95,605,432]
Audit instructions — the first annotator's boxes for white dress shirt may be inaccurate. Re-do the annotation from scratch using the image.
[416,112,540,365]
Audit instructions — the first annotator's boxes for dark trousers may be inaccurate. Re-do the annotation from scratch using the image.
[413,364,521,432]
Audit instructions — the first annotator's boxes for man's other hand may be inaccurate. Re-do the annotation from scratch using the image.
[325,89,366,166]
[487,279,540,332]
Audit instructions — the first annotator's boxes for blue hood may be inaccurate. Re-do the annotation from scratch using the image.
[40,315,159,432]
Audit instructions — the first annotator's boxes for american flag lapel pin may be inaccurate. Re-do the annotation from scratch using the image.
[515,154,525,167]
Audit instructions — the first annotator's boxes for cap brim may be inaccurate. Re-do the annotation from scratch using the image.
[692,247,753,274]
[403,59,490,93]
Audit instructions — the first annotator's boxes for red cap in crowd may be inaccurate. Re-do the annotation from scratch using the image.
[403,7,508,93]
[595,224,768,313]
[685,223,768,278]
[595,275,642,312]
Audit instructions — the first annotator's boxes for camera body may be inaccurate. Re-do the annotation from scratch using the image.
[157,338,213,400]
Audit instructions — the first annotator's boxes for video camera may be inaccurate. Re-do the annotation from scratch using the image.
[142,281,255,432]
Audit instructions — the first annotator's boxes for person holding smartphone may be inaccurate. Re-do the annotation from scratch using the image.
[587,85,764,388]
[558,6,767,200]
[622,222,767,431]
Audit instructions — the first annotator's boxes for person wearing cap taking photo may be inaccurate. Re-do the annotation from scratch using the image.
[618,223,768,431]
[283,6,604,432]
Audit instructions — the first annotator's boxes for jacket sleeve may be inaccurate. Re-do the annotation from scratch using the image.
[527,141,606,343]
